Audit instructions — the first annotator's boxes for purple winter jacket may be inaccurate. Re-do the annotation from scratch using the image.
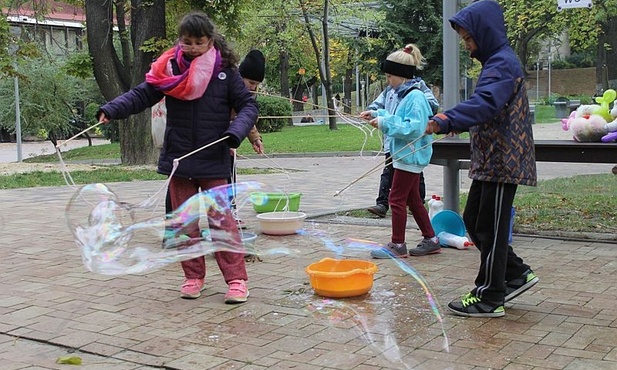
[99,63,258,180]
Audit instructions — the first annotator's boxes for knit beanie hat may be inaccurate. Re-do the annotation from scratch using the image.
[239,50,266,82]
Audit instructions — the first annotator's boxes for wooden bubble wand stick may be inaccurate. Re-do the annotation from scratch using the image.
[333,134,451,197]
[55,121,104,148]
[333,134,427,197]
[173,136,229,164]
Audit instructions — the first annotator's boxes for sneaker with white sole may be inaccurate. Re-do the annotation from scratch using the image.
[505,269,539,302]
[448,292,505,318]
[224,279,249,304]
[180,278,205,299]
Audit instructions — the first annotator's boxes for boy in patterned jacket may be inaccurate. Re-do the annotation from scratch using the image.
[425,0,539,317]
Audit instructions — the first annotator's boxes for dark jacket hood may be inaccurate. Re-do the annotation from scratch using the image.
[449,0,508,64]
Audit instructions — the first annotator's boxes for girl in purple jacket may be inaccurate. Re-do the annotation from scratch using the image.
[98,12,258,304]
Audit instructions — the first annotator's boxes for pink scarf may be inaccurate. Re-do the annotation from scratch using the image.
[145,45,218,100]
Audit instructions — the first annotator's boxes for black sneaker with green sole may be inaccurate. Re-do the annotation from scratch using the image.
[448,293,505,318]
[505,269,539,302]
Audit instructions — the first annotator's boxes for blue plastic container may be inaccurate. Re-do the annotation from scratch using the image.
[508,207,515,244]
[430,210,466,237]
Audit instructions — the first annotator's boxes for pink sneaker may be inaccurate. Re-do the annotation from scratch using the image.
[180,278,205,299]
[224,279,249,304]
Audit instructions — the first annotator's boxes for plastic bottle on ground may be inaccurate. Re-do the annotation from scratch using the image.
[429,196,444,220]
[437,231,474,250]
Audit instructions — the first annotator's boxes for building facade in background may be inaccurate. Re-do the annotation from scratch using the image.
[4,0,85,55]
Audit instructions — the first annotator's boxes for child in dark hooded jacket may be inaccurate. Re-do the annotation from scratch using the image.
[425,0,538,317]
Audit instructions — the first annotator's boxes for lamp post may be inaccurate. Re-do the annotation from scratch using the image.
[548,54,552,101]
[14,74,22,162]
[360,80,365,108]
[536,57,540,102]
[9,43,22,162]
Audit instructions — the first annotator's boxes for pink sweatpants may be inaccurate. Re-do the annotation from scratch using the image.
[169,176,248,282]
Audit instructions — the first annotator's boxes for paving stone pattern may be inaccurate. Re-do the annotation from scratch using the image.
[1,152,617,369]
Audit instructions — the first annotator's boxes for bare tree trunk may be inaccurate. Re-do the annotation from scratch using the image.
[596,27,608,94]
[343,52,353,114]
[320,0,336,130]
[85,0,130,100]
[279,50,290,98]
[298,0,336,130]
[85,0,165,165]
[292,76,306,112]
[279,49,292,125]
[604,16,617,90]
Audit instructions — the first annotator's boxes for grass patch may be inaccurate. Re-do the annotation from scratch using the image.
[0,167,166,189]
[242,124,382,154]
[534,104,558,124]
[0,166,285,189]
[27,143,122,163]
[513,174,617,233]
[341,174,617,235]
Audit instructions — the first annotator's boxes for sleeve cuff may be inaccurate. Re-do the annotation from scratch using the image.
[432,113,449,133]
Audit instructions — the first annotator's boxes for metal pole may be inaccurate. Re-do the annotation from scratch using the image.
[443,1,460,111]
[14,75,22,162]
[548,55,552,101]
[442,0,461,212]
[360,80,365,108]
[536,58,539,102]
[365,72,369,107]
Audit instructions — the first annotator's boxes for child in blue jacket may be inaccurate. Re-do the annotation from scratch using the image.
[366,44,440,258]
[361,71,439,219]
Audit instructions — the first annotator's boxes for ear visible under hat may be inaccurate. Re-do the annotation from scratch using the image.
[239,49,266,82]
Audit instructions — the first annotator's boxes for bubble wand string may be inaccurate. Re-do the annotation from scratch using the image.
[55,121,104,148]
[331,98,381,159]
[333,134,450,197]
[138,136,228,210]
[173,136,229,163]
[256,91,363,120]
[334,133,427,197]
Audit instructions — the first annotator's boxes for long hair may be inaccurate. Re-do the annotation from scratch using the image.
[177,12,239,68]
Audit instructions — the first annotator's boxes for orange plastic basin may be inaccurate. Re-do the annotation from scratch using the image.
[305,258,378,298]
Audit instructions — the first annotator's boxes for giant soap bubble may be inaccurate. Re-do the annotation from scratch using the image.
[66,181,292,275]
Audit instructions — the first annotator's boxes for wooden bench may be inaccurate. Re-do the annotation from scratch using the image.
[431,138,617,211]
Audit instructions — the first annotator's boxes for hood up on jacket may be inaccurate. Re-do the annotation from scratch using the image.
[449,0,508,64]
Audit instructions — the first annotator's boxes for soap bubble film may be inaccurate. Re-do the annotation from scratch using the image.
[66,181,301,275]
[65,180,449,366]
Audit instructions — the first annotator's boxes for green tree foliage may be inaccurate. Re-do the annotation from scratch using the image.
[375,0,443,87]
[500,0,569,70]
[166,0,250,38]
[499,0,617,91]
[233,0,318,98]
[0,54,100,144]
[255,95,291,133]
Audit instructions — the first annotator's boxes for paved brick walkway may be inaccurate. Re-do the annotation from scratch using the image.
[1,153,616,369]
